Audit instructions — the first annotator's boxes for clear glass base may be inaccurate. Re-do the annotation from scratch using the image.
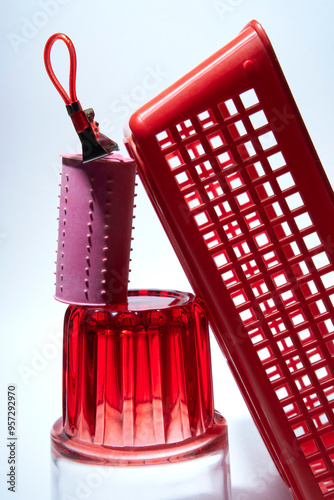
[51,446,230,500]
[51,413,231,500]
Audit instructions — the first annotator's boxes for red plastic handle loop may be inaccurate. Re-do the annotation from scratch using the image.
[44,33,78,105]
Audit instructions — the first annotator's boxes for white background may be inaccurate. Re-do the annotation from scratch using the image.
[1,1,334,499]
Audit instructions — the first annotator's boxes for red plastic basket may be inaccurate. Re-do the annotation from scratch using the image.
[125,20,334,500]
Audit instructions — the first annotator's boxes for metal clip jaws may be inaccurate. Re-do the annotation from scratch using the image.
[66,101,119,163]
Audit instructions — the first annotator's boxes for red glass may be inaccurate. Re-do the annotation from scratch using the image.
[125,20,334,500]
[51,290,229,468]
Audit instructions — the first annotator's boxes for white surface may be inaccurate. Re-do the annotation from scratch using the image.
[1,1,334,499]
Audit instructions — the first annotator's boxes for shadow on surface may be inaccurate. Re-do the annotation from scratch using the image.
[229,417,292,500]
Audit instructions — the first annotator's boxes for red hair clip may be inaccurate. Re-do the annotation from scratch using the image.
[44,33,118,163]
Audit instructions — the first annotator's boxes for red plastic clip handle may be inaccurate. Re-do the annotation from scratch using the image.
[44,33,89,135]
[44,33,78,105]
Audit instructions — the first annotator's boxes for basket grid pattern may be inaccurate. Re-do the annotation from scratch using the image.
[154,87,334,496]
